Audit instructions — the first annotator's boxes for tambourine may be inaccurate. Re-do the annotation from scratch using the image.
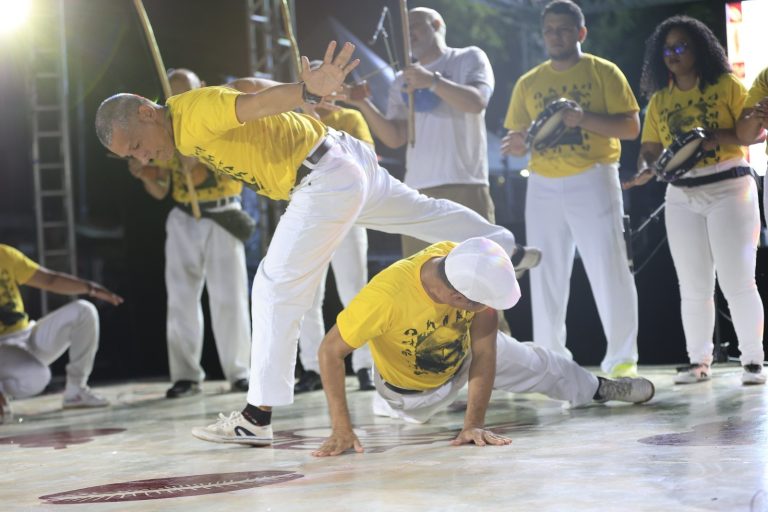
[525,98,580,151]
[654,127,709,182]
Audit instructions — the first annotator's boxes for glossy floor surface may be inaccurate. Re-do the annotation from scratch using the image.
[2,365,767,511]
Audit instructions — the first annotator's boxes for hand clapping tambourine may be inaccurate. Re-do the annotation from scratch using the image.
[525,98,580,152]
[653,127,709,182]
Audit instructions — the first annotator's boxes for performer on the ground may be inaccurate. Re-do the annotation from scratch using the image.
[128,68,251,398]
[736,66,768,226]
[310,238,654,457]
[501,0,641,378]
[627,16,764,385]
[344,8,539,270]
[294,61,375,393]
[95,42,532,447]
[0,244,123,423]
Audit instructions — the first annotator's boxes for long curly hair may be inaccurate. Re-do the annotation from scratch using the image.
[639,15,731,98]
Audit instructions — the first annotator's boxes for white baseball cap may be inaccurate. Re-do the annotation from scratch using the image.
[444,237,522,310]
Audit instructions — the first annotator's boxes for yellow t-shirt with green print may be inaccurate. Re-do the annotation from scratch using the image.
[504,53,639,178]
[320,107,374,147]
[0,245,39,336]
[153,153,243,204]
[641,73,746,168]
[337,242,474,391]
[166,86,327,201]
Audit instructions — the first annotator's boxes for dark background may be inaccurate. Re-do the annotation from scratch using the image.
[0,0,761,382]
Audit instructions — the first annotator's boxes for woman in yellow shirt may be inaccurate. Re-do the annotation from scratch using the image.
[631,15,764,385]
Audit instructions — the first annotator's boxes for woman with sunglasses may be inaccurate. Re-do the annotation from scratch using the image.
[627,15,764,385]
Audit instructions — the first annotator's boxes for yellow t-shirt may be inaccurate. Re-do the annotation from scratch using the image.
[745,67,768,157]
[0,245,39,336]
[504,53,639,178]
[320,107,374,146]
[154,153,243,204]
[166,86,327,201]
[641,73,746,168]
[337,242,474,390]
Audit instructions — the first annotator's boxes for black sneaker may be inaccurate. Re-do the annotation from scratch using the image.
[294,370,323,394]
[166,380,201,399]
[356,368,375,391]
[231,378,249,393]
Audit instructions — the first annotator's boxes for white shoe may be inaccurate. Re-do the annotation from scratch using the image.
[191,411,273,446]
[674,363,710,384]
[511,245,542,279]
[742,364,766,385]
[63,387,109,409]
[595,377,655,404]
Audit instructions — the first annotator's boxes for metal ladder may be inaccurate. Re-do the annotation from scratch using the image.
[246,0,298,255]
[29,0,76,314]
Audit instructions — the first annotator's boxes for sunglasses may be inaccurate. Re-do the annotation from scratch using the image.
[663,42,688,57]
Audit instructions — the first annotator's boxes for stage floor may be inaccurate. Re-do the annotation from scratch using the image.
[2,365,767,511]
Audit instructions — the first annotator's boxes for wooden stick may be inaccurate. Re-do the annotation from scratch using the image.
[132,0,201,219]
[279,0,302,78]
[399,0,415,147]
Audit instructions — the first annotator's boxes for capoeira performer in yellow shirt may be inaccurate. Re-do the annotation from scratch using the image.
[502,0,641,379]
[628,16,764,385]
[309,238,654,457]
[95,41,532,446]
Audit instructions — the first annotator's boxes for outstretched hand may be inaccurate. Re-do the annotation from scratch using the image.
[451,427,512,447]
[301,41,360,98]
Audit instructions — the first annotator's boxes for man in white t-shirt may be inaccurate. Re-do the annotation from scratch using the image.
[346,7,540,273]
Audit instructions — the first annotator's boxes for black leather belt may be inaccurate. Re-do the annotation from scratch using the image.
[672,166,753,188]
[177,195,239,210]
[383,381,424,395]
[293,135,334,189]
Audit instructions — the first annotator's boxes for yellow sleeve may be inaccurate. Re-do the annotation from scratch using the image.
[641,93,662,144]
[0,245,39,284]
[168,87,244,143]
[601,62,640,114]
[744,68,768,109]
[336,281,396,349]
[503,79,531,131]
[727,73,747,121]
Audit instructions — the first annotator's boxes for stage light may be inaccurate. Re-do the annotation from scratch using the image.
[0,0,32,35]
[519,169,530,178]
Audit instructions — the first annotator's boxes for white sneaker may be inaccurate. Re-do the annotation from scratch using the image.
[742,364,767,385]
[191,411,273,446]
[674,363,710,384]
[511,244,542,279]
[595,377,655,404]
[63,387,109,409]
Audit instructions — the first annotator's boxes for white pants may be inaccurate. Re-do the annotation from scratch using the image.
[0,300,98,398]
[248,130,516,406]
[374,332,599,423]
[665,174,763,366]
[526,164,638,372]
[298,226,372,373]
[165,206,251,384]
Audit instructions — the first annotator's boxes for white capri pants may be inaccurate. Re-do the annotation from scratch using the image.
[374,332,600,424]
[526,163,638,372]
[0,300,99,398]
[665,168,763,367]
[299,225,373,374]
[247,129,516,406]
